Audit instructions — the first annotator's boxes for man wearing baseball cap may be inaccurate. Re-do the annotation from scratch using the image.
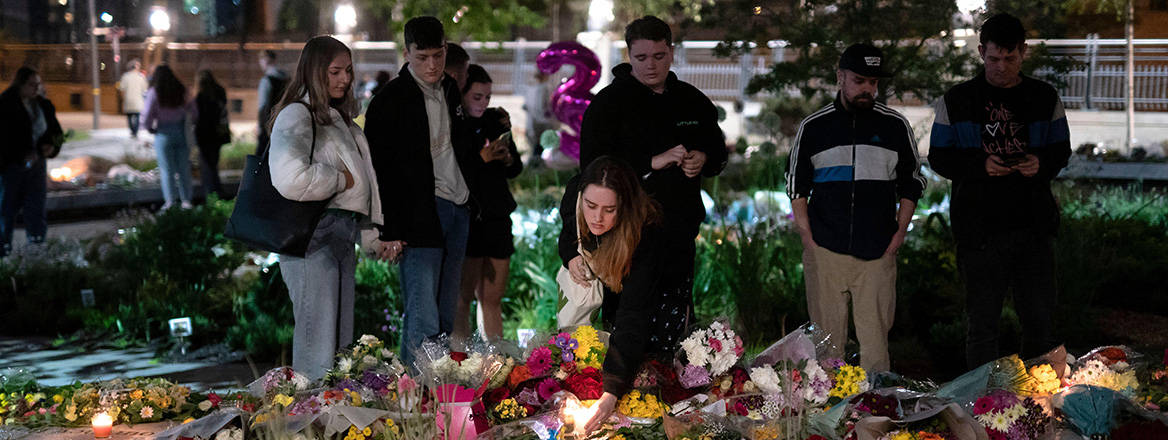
[785,43,926,372]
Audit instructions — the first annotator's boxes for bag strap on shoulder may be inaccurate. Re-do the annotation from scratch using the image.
[257,102,316,172]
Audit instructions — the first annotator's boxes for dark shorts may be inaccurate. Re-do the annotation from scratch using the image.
[466,217,515,259]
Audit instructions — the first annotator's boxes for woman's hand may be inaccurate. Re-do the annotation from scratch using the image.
[583,392,618,435]
[568,256,591,287]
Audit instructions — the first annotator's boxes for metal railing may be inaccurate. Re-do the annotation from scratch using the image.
[3,38,1167,110]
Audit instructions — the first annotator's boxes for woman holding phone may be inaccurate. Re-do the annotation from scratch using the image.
[453,64,522,342]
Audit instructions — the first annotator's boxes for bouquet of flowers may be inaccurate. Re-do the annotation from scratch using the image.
[825,360,870,405]
[324,334,405,390]
[1138,349,1168,410]
[617,389,669,419]
[677,321,745,389]
[1069,348,1140,398]
[972,390,1050,440]
[838,391,900,440]
[60,378,194,426]
[748,358,834,409]
[415,338,505,440]
[707,366,756,402]
[525,326,606,378]
[249,367,311,402]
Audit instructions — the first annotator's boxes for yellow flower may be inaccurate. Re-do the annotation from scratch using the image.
[131,390,144,400]
[611,435,627,440]
[362,426,372,436]
[53,395,64,404]
[350,391,363,406]
[274,394,295,407]
[890,432,913,440]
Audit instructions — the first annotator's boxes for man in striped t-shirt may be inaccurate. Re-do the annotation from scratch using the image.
[785,44,926,373]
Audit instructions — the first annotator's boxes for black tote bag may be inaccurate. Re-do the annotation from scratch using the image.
[224,103,331,257]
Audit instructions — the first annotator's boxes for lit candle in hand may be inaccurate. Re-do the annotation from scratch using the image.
[92,412,113,438]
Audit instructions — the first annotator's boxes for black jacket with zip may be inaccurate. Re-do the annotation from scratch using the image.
[785,95,926,260]
[364,64,478,248]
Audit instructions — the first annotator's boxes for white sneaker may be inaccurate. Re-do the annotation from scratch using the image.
[181,201,193,209]
[160,202,174,211]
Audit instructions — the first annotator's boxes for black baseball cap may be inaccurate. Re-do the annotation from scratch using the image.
[838,43,892,78]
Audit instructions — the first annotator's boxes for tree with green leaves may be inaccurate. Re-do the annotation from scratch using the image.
[694,0,976,104]
[360,0,545,42]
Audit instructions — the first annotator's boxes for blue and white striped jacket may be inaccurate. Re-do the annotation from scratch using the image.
[785,96,926,260]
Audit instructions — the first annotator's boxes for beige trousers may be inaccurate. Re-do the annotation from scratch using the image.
[802,242,897,373]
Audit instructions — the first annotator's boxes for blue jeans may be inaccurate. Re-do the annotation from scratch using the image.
[154,122,193,205]
[281,212,359,380]
[0,157,47,256]
[400,197,469,371]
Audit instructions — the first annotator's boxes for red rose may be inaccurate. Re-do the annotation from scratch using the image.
[565,367,604,400]
[450,351,469,365]
[207,392,222,407]
[560,361,577,375]
[241,403,255,412]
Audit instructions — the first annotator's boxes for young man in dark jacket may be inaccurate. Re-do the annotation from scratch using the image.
[0,67,63,256]
[786,44,925,373]
[929,13,1070,369]
[564,16,728,341]
[364,16,478,370]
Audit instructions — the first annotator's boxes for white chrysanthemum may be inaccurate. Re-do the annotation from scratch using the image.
[681,332,710,367]
[709,351,737,376]
[291,372,310,390]
[380,348,394,359]
[362,355,378,369]
[989,412,1011,432]
[1005,403,1026,421]
[750,367,782,395]
[358,334,380,346]
[337,357,353,373]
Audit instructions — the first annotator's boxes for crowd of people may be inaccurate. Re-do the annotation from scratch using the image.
[1,10,1070,436]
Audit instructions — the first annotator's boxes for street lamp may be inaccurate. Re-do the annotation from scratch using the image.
[149,7,171,34]
[100,12,113,24]
[334,3,357,34]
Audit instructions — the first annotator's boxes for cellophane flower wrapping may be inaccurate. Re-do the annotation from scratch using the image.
[414,336,504,440]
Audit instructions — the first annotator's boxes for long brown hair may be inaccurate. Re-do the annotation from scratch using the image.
[150,64,187,108]
[267,35,359,133]
[576,156,659,292]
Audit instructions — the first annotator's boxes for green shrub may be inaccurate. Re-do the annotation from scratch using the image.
[226,264,293,362]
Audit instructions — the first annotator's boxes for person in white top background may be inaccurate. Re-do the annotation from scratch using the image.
[117,59,149,139]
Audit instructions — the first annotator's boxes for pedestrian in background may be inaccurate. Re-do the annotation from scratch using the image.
[256,50,289,155]
[194,69,230,200]
[118,59,148,139]
[0,67,63,256]
[142,64,197,210]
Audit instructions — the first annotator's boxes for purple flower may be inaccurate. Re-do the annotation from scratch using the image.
[822,358,846,369]
[517,388,541,406]
[679,364,712,388]
[362,371,389,394]
[561,350,575,363]
[381,325,389,332]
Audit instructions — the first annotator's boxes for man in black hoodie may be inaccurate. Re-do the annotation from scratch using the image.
[566,15,727,331]
[365,16,478,370]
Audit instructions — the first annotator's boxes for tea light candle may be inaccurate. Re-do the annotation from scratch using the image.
[92,412,113,438]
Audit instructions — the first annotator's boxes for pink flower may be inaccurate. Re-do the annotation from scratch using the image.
[790,369,802,384]
[709,338,723,352]
[537,377,562,401]
[734,336,745,356]
[527,347,554,376]
[973,396,995,415]
[398,374,418,392]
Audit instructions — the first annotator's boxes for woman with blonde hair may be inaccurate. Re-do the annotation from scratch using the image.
[268,35,390,379]
[557,156,690,432]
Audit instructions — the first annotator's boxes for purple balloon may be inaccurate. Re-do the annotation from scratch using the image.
[537,41,601,161]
